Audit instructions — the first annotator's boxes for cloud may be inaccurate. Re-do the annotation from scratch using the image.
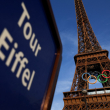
[59,31,78,46]
[59,31,78,59]
[106,23,110,25]
[102,45,110,51]
[55,80,72,95]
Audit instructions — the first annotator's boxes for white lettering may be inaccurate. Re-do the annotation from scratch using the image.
[22,68,30,87]
[6,43,18,66]
[27,70,35,90]
[0,1,40,91]
[16,57,28,78]
[0,28,13,60]
[18,2,42,57]
[35,44,41,56]
[18,2,30,27]
[30,33,38,52]
[23,22,32,40]
[11,52,24,73]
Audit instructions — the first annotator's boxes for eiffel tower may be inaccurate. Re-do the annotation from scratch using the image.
[63,0,110,110]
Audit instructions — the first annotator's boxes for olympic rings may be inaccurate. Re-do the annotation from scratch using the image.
[97,74,108,83]
[82,73,91,81]
[87,75,97,84]
[82,70,110,84]
[101,70,110,78]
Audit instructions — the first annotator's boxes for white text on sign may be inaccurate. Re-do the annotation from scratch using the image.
[18,2,42,57]
[0,2,41,91]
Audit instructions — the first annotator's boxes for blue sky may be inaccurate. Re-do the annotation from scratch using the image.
[50,0,110,110]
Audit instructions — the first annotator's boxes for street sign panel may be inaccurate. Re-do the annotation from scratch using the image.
[0,0,62,110]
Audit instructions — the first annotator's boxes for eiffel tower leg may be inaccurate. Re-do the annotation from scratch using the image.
[70,64,88,91]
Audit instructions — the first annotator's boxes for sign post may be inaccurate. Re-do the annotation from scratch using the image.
[0,0,62,110]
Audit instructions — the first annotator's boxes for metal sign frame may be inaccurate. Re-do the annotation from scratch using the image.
[40,0,62,110]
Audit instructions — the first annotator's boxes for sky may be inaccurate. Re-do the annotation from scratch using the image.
[50,0,110,110]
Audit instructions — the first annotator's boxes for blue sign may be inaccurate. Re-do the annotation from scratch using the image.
[0,0,62,110]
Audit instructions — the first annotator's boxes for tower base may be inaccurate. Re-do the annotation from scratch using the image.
[63,87,110,110]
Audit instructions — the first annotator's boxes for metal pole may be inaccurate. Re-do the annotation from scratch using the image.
[84,94,88,110]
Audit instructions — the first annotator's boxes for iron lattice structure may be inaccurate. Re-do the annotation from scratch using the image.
[63,0,110,110]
